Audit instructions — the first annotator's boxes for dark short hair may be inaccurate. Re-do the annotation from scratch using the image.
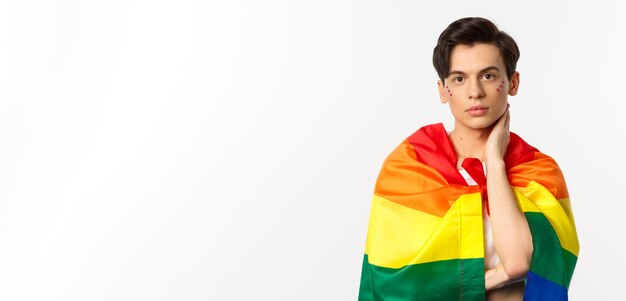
[433,17,520,84]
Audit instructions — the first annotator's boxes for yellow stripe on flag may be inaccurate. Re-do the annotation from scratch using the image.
[513,181,580,256]
[365,193,484,268]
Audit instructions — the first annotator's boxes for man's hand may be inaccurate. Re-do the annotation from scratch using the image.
[484,103,510,165]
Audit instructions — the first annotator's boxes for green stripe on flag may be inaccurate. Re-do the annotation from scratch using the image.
[359,254,485,301]
[525,212,578,289]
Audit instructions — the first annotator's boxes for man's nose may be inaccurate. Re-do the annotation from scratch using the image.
[468,79,485,99]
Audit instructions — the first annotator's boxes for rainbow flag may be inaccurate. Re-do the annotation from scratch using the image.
[358,123,579,301]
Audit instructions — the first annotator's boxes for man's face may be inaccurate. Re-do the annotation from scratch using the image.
[437,43,519,131]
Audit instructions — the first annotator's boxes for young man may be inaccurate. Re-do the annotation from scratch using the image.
[358,17,579,301]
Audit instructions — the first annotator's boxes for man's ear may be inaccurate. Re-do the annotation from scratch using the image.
[437,80,447,103]
[508,71,520,96]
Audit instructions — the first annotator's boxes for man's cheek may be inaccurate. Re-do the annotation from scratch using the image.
[496,80,504,92]
[446,85,452,96]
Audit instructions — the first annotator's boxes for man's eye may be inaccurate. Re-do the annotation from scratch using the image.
[454,76,463,82]
[484,74,494,80]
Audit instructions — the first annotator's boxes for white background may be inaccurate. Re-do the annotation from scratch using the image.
[1,0,623,300]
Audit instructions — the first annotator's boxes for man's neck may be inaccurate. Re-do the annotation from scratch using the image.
[448,122,494,164]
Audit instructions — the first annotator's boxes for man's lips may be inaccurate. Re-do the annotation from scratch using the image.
[466,106,489,116]
[466,105,488,111]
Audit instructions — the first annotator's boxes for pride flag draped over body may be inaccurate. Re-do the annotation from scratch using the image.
[358,123,579,301]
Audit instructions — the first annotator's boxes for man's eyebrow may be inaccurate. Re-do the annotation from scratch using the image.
[448,66,501,76]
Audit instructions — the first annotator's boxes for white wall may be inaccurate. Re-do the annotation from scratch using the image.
[0,0,622,300]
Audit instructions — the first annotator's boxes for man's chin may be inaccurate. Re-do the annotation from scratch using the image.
[463,119,498,131]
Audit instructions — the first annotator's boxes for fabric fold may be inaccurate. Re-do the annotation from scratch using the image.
[358,122,579,301]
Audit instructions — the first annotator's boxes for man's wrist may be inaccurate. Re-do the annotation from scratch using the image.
[486,158,506,171]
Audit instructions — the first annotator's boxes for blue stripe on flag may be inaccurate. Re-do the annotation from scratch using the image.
[523,271,568,301]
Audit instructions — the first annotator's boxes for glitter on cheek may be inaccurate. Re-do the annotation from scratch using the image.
[497,80,504,92]
[446,85,452,96]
